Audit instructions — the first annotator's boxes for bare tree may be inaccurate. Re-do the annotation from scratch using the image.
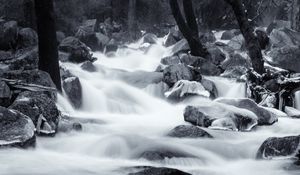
[128,0,138,40]
[224,0,265,74]
[169,0,209,58]
[34,0,61,92]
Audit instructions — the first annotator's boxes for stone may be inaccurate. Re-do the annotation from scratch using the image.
[269,27,300,48]
[164,80,210,100]
[267,20,291,34]
[201,78,218,99]
[221,66,248,79]
[0,21,18,50]
[81,61,97,72]
[9,91,59,136]
[4,47,38,71]
[164,32,177,47]
[167,125,213,138]
[199,31,216,43]
[142,33,158,44]
[179,53,198,66]
[56,31,66,45]
[63,77,82,109]
[0,81,11,107]
[285,107,300,118]
[0,106,36,148]
[228,34,245,50]
[256,135,300,159]
[207,47,226,65]
[129,167,191,175]
[17,28,38,49]
[163,64,193,87]
[221,53,251,70]
[192,57,221,76]
[171,39,190,55]
[139,149,191,161]
[221,30,237,40]
[160,55,181,65]
[104,39,118,53]
[216,98,278,125]
[119,71,163,88]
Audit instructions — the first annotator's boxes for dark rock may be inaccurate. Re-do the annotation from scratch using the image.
[0,81,11,107]
[139,149,191,161]
[161,55,181,65]
[81,61,97,72]
[9,91,59,136]
[216,98,278,125]
[168,125,213,138]
[199,31,216,43]
[56,31,66,45]
[0,50,12,61]
[285,107,300,118]
[264,79,280,92]
[256,135,300,159]
[267,20,291,34]
[184,104,258,131]
[269,27,300,48]
[129,166,191,175]
[228,34,245,50]
[201,78,218,99]
[255,29,269,50]
[142,33,158,44]
[0,106,36,148]
[179,53,198,66]
[207,47,226,65]
[17,28,38,49]
[163,64,193,87]
[268,45,300,73]
[192,57,221,76]
[104,39,118,53]
[63,77,82,109]
[164,32,177,47]
[60,66,74,80]
[171,39,190,55]
[59,36,95,63]
[221,30,237,40]
[0,21,18,50]
[221,53,251,70]
[221,66,248,79]
[170,26,183,41]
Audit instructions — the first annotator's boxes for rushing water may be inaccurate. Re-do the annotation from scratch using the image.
[1,38,300,175]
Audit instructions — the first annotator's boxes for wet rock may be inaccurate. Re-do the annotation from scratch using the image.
[268,45,300,73]
[104,39,118,53]
[160,55,181,65]
[59,36,95,63]
[142,33,157,44]
[221,53,251,70]
[221,66,248,79]
[285,107,300,118]
[199,31,216,43]
[207,47,226,65]
[0,50,12,61]
[267,20,291,34]
[221,30,238,40]
[9,91,59,136]
[200,78,218,99]
[165,80,210,100]
[228,34,245,50]
[56,31,66,45]
[255,29,269,50]
[63,77,82,109]
[120,71,163,88]
[171,39,190,55]
[81,61,96,72]
[167,125,212,138]
[17,28,38,49]
[179,53,198,66]
[60,66,74,80]
[164,32,177,47]
[0,21,18,50]
[0,81,11,107]
[139,149,191,161]
[129,166,191,175]
[269,27,300,48]
[216,98,278,125]
[256,135,300,159]
[184,103,258,131]
[192,57,221,76]
[163,64,193,87]
[0,106,36,148]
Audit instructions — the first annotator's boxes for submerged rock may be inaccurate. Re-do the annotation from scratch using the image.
[9,91,59,136]
[17,28,38,49]
[256,135,300,159]
[0,106,35,148]
[139,149,191,161]
[164,80,210,100]
[81,61,97,72]
[167,125,213,138]
[0,81,11,107]
[63,77,82,109]
[184,103,258,131]
[0,21,18,50]
[163,64,193,87]
[142,33,158,44]
[160,55,181,66]
[285,107,300,118]
[216,98,278,125]
[128,166,191,175]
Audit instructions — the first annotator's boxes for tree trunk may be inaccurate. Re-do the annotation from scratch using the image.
[128,0,138,40]
[292,0,300,32]
[34,0,61,92]
[224,0,265,74]
[169,0,209,58]
[23,0,36,29]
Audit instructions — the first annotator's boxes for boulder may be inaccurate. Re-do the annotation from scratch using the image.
[0,50,12,61]
[104,39,118,54]
[216,98,278,125]
[56,31,66,45]
[81,61,97,72]
[170,26,183,41]
[167,125,213,138]
[59,36,95,63]
[9,91,59,136]
[63,77,82,109]
[0,106,36,148]
[207,47,226,65]
[267,20,291,34]
[199,31,216,43]
[164,80,210,100]
[221,66,248,79]
[179,53,198,66]
[160,55,181,65]
[164,32,177,47]
[129,167,191,175]
[268,45,300,73]
[171,39,190,55]
[228,34,245,50]
[17,28,38,49]
[256,135,300,159]
[269,27,300,48]
[221,53,251,70]
[184,103,258,131]
[0,81,11,107]
[285,107,300,118]
[192,57,221,76]
[200,78,218,99]
[221,30,237,40]
[0,21,18,50]
[142,33,158,44]
[163,64,193,87]
[139,149,191,161]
